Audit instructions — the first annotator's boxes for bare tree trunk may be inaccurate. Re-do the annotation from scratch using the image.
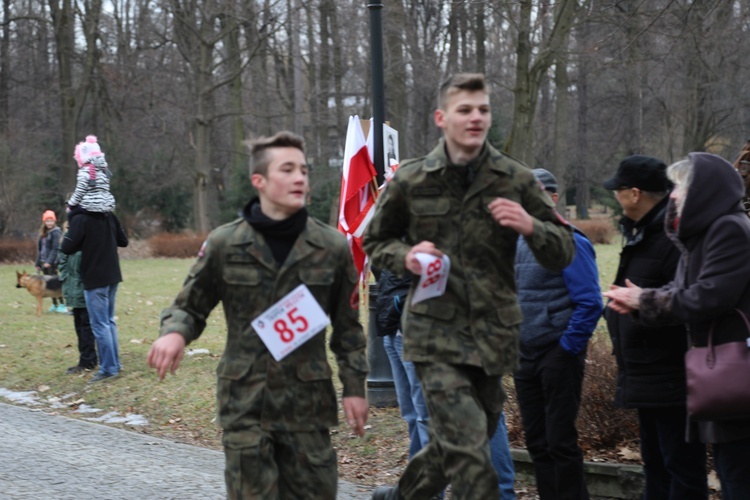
[472,2,486,74]
[171,0,256,232]
[47,0,103,200]
[459,2,468,65]
[403,0,447,154]
[576,20,590,220]
[48,0,83,170]
[0,0,13,234]
[246,0,274,136]
[507,0,532,160]
[291,0,304,134]
[549,2,572,213]
[192,35,215,233]
[0,0,9,134]
[505,0,577,163]
[622,0,642,155]
[221,11,245,205]
[329,1,345,144]
[327,0,348,226]
[385,0,407,143]
[447,2,459,74]
[314,0,333,166]
[553,50,570,214]
[681,1,726,152]
[537,0,552,168]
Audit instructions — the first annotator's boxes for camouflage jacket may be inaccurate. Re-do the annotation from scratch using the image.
[363,141,575,375]
[160,215,368,439]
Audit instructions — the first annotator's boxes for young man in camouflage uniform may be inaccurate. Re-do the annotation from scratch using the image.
[364,73,575,499]
[147,131,369,500]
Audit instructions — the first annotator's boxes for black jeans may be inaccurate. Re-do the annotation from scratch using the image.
[514,343,588,500]
[638,407,707,499]
[73,307,98,369]
[713,437,750,500]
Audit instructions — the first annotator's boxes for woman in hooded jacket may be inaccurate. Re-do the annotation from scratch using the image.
[605,152,750,498]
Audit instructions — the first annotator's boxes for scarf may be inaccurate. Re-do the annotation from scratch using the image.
[242,198,308,266]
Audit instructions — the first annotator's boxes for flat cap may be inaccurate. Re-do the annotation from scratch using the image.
[603,155,671,192]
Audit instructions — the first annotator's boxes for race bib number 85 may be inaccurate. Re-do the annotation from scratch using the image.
[252,284,331,361]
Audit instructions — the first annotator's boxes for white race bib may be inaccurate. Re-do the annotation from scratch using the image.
[251,284,331,362]
[411,253,450,305]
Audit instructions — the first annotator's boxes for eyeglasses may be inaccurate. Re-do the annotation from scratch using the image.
[613,187,641,195]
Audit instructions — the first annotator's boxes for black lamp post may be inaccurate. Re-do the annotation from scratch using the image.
[368,1,385,185]
[365,0,396,407]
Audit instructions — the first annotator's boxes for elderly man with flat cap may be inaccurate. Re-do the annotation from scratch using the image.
[513,168,603,500]
[604,156,708,500]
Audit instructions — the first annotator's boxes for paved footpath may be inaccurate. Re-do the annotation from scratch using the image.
[0,402,371,500]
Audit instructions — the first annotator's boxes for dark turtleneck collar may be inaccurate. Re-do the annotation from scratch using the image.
[241,197,308,266]
[444,142,489,188]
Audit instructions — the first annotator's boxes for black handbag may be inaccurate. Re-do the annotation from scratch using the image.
[685,309,750,420]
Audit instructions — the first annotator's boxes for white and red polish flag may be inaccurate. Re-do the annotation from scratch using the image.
[338,116,378,278]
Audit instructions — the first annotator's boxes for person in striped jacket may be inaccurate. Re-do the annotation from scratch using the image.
[67,135,116,216]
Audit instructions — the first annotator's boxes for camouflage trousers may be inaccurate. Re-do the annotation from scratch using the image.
[398,362,504,499]
[223,427,337,500]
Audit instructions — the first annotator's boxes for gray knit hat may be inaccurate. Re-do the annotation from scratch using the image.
[532,168,558,193]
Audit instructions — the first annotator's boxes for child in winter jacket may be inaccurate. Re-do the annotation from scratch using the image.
[67,135,116,215]
[36,209,66,313]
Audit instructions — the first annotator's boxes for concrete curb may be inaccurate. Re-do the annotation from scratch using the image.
[511,448,644,500]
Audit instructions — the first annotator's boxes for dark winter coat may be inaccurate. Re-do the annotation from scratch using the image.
[60,211,128,290]
[604,196,689,408]
[639,152,750,444]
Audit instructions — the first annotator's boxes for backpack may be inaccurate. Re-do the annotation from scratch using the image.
[375,269,412,337]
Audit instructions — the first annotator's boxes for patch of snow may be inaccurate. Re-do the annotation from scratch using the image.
[0,388,40,405]
[74,404,103,414]
[0,387,146,426]
[85,411,149,426]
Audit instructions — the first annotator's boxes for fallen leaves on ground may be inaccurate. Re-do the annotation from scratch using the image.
[616,446,641,461]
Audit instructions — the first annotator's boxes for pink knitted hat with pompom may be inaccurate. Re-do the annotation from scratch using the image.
[73,135,103,166]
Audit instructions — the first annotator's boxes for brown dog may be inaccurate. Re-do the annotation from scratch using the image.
[15,270,64,317]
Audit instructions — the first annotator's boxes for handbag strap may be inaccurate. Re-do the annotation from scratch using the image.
[705,309,750,367]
